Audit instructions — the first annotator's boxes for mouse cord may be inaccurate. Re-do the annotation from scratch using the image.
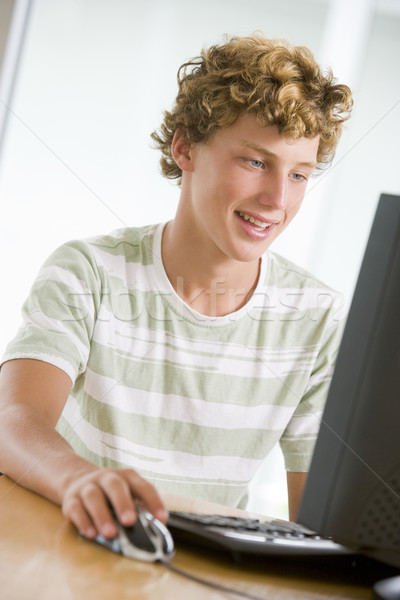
[160,560,267,600]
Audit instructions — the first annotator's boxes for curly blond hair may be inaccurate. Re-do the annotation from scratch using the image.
[151,34,353,182]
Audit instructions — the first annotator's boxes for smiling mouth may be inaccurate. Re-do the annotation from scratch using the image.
[236,211,274,231]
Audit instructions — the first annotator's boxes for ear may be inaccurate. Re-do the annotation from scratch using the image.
[171,129,194,172]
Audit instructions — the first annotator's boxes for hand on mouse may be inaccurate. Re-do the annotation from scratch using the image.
[61,465,169,540]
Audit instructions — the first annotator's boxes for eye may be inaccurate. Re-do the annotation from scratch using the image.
[249,159,264,169]
[290,172,307,182]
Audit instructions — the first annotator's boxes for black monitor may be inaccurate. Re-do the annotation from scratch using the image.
[298,193,400,571]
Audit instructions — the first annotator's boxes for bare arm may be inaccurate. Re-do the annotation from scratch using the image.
[0,359,167,538]
[286,471,307,521]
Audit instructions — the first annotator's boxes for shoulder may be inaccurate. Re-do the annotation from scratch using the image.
[85,223,158,252]
[259,251,346,323]
[42,223,160,272]
[265,250,341,296]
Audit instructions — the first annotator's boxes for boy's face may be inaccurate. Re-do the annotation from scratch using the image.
[182,112,319,264]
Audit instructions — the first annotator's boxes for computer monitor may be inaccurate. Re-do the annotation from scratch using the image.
[298,193,400,570]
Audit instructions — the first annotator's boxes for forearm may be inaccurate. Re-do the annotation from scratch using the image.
[287,471,307,521]
[0,359,167,538]
[0,401,168,539]
[0,402,96,506]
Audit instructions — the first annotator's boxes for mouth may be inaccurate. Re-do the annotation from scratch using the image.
[236,211,277,232]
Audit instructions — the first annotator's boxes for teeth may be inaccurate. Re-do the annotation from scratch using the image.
[238,211,272,229]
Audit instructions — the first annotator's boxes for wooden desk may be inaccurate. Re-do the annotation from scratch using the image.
[0,475,386,599]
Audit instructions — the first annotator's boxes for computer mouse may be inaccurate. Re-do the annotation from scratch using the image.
[373,576,400,600]
[94,507,175,563]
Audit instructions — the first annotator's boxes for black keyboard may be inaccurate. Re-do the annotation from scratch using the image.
[167,511,353,558]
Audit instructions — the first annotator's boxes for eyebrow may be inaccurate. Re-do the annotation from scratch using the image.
[240,141,317,169]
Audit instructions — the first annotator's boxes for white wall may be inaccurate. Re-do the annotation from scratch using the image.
[1,0,399,518]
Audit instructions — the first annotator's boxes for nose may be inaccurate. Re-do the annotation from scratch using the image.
[258,173,287,211]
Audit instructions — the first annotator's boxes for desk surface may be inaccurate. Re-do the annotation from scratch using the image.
[0,475,387,600]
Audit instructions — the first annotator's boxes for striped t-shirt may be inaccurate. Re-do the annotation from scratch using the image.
[3,223,345,508]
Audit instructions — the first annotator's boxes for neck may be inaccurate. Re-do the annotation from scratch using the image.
[161,219,261,317]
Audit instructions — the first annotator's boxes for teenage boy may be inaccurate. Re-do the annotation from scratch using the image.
[0,35,353,541]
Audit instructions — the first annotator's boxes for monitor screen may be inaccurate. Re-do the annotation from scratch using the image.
[297,193,400,569]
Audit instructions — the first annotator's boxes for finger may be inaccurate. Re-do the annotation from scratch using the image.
[79,481,119,538]
[62,496,97,539]
[96,470,137,528]
[122,469,169,523]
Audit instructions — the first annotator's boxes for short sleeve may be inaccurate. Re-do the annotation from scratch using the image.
[279,293,347,472]
[2,240,102,384]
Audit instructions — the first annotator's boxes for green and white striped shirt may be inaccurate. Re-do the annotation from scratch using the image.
[3,223,345,508]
